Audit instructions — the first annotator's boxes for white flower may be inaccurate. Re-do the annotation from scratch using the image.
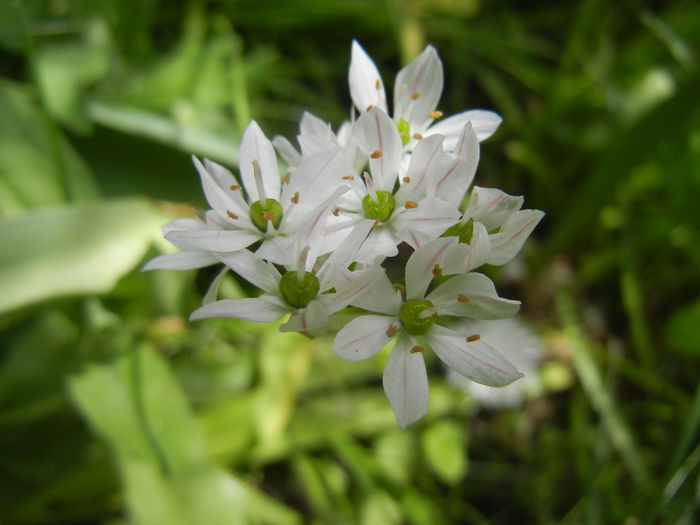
[349,40,503,151]
[446,317,543,409]
[332,237,523,427]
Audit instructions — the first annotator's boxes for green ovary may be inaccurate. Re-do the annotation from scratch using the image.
[249,199,283,231]
[279,271,320,308]
[399,299,437,335]
[362,191,395,222]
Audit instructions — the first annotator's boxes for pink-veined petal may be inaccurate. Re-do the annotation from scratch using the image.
[428,272,520,320]
[431,123,479,207]
[354,226,399,263]
[441,222,491,274]
[349,267,403,315]
[383,335,429,428]
[405,236,459,300]
[427,326,523,387]
[192,157,248,223]
[349,40,388,114]
[486,209,544,265]
[325,265,383,314]
[352,107,402,191]
[395,135,444,203]
[190,296,288,323]
[394,45,443,132]
[272,135,301,166]
[141,251,218,271]
[317,218,374,287]
[165,229,259,252]
[239,120,281,201]
[333,314,397,361]
[216,249,281,292]
[280,299,329,332]
[426,110,503,148]
[465,187,523,230]
[282,147,350,206]
[392,197,461,249]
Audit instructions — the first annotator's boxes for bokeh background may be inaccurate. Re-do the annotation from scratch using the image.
[1,1,699,523]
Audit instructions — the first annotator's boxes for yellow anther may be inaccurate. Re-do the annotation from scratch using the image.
[402,176,411,183]
[366,105,374,111]
[386,324,398,337]
[373,219,381,227]
[290,191,299,204]
[432,264,442,277]
[413,133,423,140]
[411,91,421,100]
[375,79,382,89]
[457,294,470,303]
[342,175,355,180]
[370,150,383,159]
[429,110,443,119]
[229,184,242,191]
[226,210,239,220]
[393,283,405,293]
[466,334,481,342]
[332,208,340,216]
[404,200,419,209]
[281,172,291,184]
[410,345,425,354]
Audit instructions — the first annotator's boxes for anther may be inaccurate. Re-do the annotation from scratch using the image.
[429,110,443,119]
[386,324,398,337]
[281,172,291,184]
[404,201,419,209]
[392,283,405,293]
[373,219,381,227]
[432,264,442,277]
[411,91,421,100]
[466,334,481,342]
[366,105,374,111]
[413,133,423,140]
[375,79,382,89]
[410,345,425,354]
[226,210,239,220]
[229,184,241,191]
[457,294,470,303]
[342,175,355,180]
[402,176,411,183]
[370,150,383,159]
[290,191,299,204]
[332,208,340,216]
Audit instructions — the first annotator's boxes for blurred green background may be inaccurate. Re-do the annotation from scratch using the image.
[1,0,699,523]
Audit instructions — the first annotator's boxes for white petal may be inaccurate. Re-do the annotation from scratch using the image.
[466,187,523,230]
[280,299,329,332]
[395,135,445,203]
[349,40,388,114]
[348,267,402,315]
[352,107,402,191]
[333,315,396,361]
[272,135,301,166]
[426,110,503,148]
[316,218,374,286]
[239,120,281,201]
[192,157,249,223]
[354,226,399,263]
[405,237,459,300]
[427,327,523,387]
[282,147,350,206]
[441,222,491,274]
[217,249,281,292]
[431,123,479,207]
[325,265,384,314]
[165,229,259,252]
[392,198,461,249]
[255,235,296,266]
[190,296,287,322]
[142,251,218,271]
[428,273,520,320]
[394,45,443,131]
[383,336,429,428]
[203,266,229,304]
[486,209,544,265]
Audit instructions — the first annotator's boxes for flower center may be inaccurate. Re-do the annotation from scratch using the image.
[362,191,395,222]
[279,271,320,308]
[249,199,283,232]
[399,299,437,335]
[442,218,473,244]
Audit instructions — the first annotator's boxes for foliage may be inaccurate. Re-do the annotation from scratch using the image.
[0,0,698,523]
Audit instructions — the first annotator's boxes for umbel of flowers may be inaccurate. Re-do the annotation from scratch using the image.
[144,41,544,428]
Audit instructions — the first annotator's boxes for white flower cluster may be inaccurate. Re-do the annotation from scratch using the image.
[145,41,544,428]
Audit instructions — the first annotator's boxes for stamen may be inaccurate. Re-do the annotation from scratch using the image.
[372,219,381,227]
[370,150,383,159]
[252,160,267,200]
[386,324,398,337]
[366,105,374,111]
[342,175,355,180]
[410,345,425,353]
[296,245,310,282]
[226,210,239,220]
[411,91,421,100]
[291,191,300,204]
[457,294,470,303]
[375,79,382,89]
[332,208,340,216]
[392,283,405,293]
[413,133,423,140]
[429,110,443,119]
[466,334,481,342]
[404,200,419,209]
[402,176,411,183]
[432,264,442,277]
[229,184,241,191]
[363,172,377,201]
[281,172,291,184]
